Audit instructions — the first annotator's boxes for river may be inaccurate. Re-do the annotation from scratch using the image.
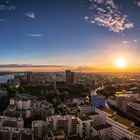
[0,75,14,83]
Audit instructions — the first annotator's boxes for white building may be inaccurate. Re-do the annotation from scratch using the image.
[90,123,112,140]
[46,115,77,137]
[10,98,31,110]
[95,108,140,140]
[77,115,94,139]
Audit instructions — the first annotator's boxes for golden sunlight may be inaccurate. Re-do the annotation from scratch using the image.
[115,58,127,68]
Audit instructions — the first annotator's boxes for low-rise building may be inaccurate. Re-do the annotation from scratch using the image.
[95,108,140,140]
[78,105,93,115]
[90,123,112,140]
[0,126,34,140]
[0,115,24,128]
[73,97,89,105]
[127,102,140,121]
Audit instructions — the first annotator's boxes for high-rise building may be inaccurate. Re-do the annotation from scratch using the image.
[65,70,75,84]
[26,71,32,84]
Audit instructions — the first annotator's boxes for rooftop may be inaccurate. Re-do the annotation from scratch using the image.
[100,108,115,115]
[100,108,140,136]
[128,126,140,136]
[79,115,92,121]
[110,115,133,128]
[92,123,112,131]
[128,102,140,110]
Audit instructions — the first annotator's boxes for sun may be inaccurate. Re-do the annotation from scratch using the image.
[115,58,127,68]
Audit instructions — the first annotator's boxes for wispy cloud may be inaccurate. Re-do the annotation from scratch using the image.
[26,34,43,37]
[0,18,6,22]
[85,0,134,33]
[0,4,16,11]
[26,12,35,19]
[122,41,128,44]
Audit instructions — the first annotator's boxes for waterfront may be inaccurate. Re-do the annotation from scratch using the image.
[0,75,14,83]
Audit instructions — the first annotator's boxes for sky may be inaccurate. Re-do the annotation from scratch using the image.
[0,0,140,72]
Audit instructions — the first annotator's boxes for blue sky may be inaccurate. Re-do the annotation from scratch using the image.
[0,0,140,68]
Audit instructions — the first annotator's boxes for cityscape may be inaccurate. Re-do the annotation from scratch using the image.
[0,0,140,140]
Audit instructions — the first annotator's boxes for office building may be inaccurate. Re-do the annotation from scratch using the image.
[91,95,105,108]
[65,70,75,84]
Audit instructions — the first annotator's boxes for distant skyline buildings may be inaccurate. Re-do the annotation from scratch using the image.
[65,70,75,84]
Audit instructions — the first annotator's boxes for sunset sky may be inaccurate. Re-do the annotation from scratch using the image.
[0,0,140,72]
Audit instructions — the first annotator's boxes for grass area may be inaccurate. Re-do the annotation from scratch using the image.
[128,126,140,136]
[101,108,115,115]
[101,108,140,136]
[110,115,133,127]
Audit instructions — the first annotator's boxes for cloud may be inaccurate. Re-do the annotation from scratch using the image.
[122,41,128,44]
[0,4,16,11]
[134,39,138,43]
[0,18,6,22]
[84,16,89,21]
[135,0,140,6]
[26,12,35,19]
[26,34,43,37]
[86,0,134,33]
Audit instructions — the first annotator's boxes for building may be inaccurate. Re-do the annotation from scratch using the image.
[10,97,31,110]
[108,90,139,113]
[0,126,34,140]
[47,129,66,140]
[46,115,77,137]
[32,120,47,140]
[78,105,93,115]
[31,100,54,119]
[73,97,89,105]
[91,95,105,108]
[90,123,112,140]
[26,71,32,84]
[77,115,94,139]
[65,70,74,84]
[0,115,24,128]
[127,102,140,121]
[95,108,140,140]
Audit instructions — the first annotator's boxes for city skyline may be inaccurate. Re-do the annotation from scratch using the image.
[0,0,140,72]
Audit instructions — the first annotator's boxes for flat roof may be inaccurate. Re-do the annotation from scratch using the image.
[100,108,140,136]
[93,123,112,131]
[100,108,115,115]
[79,115,92,121]
[128,102,140,110]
